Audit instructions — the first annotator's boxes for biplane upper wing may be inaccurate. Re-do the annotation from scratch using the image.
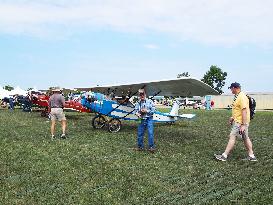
[76,77,219,97]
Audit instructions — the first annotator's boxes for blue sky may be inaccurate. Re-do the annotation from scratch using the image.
[0,0,273,93]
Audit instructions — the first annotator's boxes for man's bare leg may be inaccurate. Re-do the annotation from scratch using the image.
[51,120,56,138]
[243,137,254,156]
[61,120,66,134]
[223,135,236,157]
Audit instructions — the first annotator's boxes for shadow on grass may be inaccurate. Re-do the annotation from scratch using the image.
[118,120,199,147]
[65,114,86,120]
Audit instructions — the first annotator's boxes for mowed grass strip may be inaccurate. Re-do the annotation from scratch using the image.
[0,108,273,204]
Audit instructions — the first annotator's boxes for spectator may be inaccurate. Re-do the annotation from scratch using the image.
[49,87,67,140]
[214,82,257,161]
[134,89,156,153]
[9,96,14,111]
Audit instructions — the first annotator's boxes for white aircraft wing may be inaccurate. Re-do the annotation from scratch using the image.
[76,78,219,97]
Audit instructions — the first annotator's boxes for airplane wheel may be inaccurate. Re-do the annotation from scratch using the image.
[92,115,106,129]
[108,118,121,133]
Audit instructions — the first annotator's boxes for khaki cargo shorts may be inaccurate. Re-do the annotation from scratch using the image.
[50,108,66,121]
[230,122,249,139]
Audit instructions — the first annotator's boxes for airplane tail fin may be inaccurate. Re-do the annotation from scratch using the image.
[169,100,196,119]
[169,100,180,116]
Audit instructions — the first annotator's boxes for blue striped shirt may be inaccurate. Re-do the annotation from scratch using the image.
[134,99,155,119]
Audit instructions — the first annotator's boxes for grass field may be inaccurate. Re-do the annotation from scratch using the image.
[1,108,273,205]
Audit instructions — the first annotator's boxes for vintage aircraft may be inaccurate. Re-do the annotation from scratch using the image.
[76,77,219,133]
[30,91,90,117]
[30,92,50,116]
[64,97,91,113]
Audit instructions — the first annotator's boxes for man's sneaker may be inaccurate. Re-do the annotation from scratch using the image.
[51,135,55,140]
[61,134,66,139]
[242,156,257,161]
[214,154,227,161]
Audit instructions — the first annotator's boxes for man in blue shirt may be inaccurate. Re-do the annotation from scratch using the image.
[135,89,156,152]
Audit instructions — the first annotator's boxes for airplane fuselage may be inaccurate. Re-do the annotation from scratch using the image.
[81,96,194,123]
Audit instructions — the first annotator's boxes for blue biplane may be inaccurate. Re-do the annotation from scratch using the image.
[77,78,218,132]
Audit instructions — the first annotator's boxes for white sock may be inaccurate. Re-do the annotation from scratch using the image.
[249,154,255,158]
[222,153,228,158]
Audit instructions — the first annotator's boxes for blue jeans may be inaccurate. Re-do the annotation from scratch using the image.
[137,118,154,149]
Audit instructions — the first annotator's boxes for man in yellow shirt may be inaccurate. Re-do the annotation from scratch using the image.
[215,82,257,161]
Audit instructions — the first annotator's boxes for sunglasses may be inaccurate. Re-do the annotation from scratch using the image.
[139,93,145,96]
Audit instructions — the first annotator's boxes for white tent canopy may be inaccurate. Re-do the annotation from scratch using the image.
[9,86,27,96]
[0,86,28,99]
[0,86,11,99]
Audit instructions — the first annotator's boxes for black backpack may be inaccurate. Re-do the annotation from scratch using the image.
[247,95,256,120]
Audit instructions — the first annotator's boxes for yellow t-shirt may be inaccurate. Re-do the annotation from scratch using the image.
[232,92,250,124]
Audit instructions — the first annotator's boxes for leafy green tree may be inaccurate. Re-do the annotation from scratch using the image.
[3,85,14,91]
[177,72,190,78]
[201,65,227,94]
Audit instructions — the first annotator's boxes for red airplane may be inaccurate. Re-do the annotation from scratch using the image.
[31,92,90,117]
[64,97,91,113]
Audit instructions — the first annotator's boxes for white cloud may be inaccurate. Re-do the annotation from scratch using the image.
[0,0,273,46]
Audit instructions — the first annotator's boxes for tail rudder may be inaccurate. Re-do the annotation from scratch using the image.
[169,100,180,116]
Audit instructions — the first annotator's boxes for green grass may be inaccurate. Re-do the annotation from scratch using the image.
[1,108,273,204]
